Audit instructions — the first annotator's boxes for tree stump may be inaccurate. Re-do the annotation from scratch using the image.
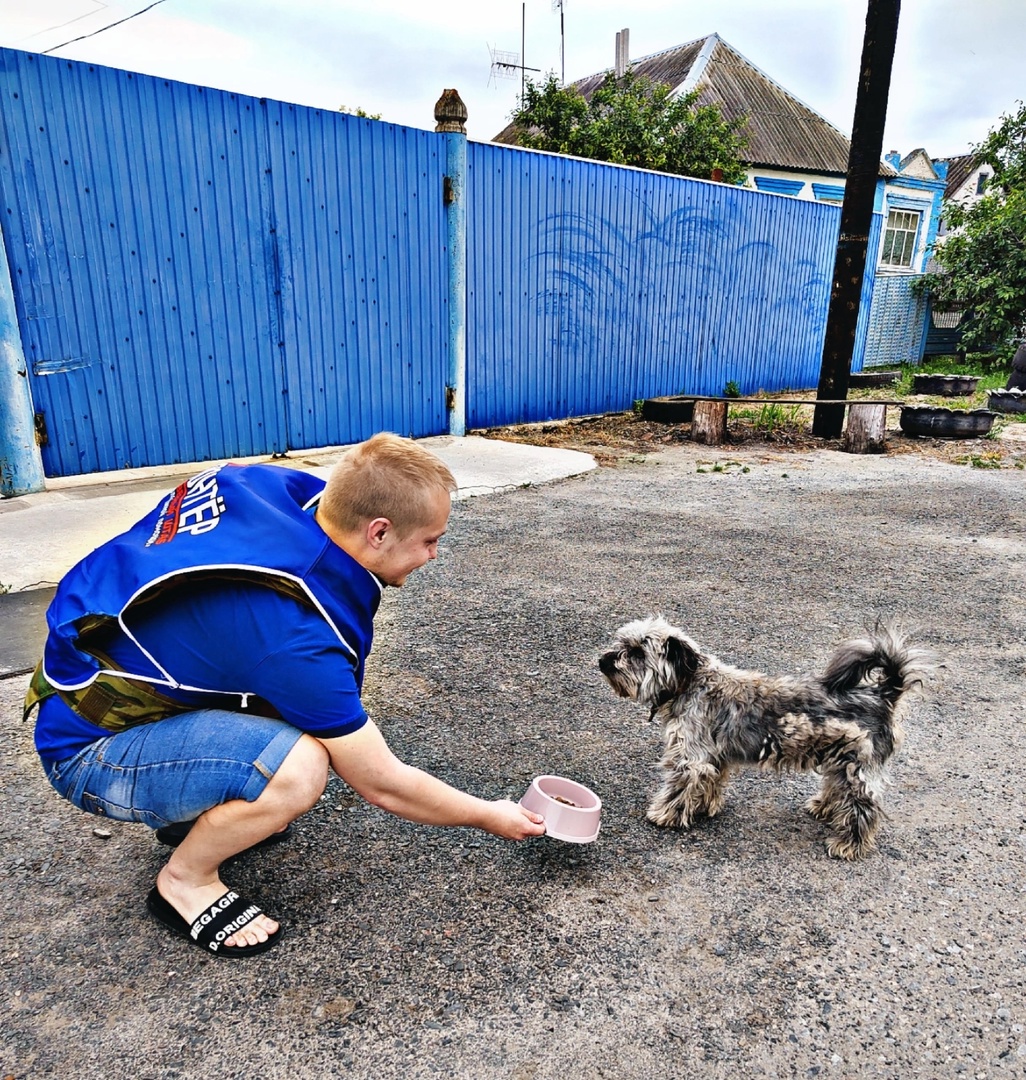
[842,404,887,454]
[690,401,728,445]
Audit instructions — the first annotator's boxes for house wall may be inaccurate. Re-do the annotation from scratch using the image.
[935,161,991,241]
[745,167,845,203]
[944,162,991,208]
[878,181,944,274]
[748,165,944,278]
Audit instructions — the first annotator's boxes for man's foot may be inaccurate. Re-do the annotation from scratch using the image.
[148,871,281,957]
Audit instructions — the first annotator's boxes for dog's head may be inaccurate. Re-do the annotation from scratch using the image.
[598,616,701,707]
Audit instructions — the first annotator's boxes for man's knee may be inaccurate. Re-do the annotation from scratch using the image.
[271,734,330,809]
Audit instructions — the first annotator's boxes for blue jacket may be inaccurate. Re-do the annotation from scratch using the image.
[40,463,382,713]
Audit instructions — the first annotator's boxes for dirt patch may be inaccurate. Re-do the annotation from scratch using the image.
[473,397,1026,470]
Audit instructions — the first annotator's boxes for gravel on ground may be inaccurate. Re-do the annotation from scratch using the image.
[2,432,1024,1079]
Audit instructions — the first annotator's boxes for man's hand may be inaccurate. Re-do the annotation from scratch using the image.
[480,799,546,841]
[321,722,545,841]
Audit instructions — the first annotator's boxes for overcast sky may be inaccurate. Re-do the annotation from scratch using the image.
[2,0,1023,159]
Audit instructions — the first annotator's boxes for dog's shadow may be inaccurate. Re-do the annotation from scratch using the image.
[651,772,841,862]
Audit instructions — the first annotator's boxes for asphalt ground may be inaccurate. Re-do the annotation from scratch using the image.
[2,443,1025,1079]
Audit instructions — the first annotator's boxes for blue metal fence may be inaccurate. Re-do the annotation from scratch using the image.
[467,141,880,427]
[1,48,895,480]
[0,48,448,477]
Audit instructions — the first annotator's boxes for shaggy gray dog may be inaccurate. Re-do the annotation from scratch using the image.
[599,618,931,859]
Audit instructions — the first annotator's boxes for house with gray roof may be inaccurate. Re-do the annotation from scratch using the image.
[497,33,945,269]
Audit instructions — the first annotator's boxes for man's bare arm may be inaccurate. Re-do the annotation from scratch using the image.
[320,721,545,841]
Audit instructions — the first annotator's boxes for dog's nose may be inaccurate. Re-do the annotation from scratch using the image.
[598,652,617,675]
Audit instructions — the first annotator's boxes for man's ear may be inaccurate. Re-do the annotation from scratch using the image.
[366,517,392,548]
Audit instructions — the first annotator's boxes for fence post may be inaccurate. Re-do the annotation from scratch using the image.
[435,89,468,437]
[0,221,45,496]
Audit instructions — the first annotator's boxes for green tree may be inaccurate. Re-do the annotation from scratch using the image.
[507,70,749,184]
[919,101,1026,360]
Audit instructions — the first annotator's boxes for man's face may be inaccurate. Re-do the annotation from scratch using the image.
[374,489,451,587]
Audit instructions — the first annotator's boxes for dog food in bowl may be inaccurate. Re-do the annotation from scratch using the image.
[520,775,601,843]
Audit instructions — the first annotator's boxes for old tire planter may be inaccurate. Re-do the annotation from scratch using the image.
[850,370,900,389]
[988,389,1026,413]
[912,373,980,396]
[641,396,695,424]
[1008,342,1026,390]
[899,406,996,439]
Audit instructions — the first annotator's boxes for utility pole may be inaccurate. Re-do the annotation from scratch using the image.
[812,0,901,439]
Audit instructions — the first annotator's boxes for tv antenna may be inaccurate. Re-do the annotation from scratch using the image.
[488,2,540,99]
[552,0,566,85]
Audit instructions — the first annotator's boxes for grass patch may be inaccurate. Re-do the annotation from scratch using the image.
[696,459,750,474]
[957,451,1003,469]
[751,403,806,437]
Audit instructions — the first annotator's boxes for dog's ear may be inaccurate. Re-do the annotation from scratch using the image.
[664,633,699,692]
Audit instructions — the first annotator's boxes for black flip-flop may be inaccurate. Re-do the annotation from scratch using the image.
[146,885,283,957]
[155,820,294,850]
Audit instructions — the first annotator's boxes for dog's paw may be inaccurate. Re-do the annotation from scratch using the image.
[825,835,873,861]
[806,794,834,822]
[646,802,689,829]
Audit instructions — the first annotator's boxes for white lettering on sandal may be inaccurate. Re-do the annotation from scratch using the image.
[213,906,261,941]
[190,891,240,941]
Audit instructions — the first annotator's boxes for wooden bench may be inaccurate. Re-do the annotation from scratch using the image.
[669,396,904,453]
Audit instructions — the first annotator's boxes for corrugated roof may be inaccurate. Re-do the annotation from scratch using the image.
[934,153,978,199]
[493,33,896,178]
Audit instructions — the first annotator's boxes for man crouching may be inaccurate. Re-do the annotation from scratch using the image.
[27,433,544,957]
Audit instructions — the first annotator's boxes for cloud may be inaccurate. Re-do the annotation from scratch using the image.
[3,0,1023,153]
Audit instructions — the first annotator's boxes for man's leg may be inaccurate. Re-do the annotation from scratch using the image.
[44,709,330,951]
[156,733,329,948]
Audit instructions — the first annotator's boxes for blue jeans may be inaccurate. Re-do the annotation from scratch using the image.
[43,710,305,829]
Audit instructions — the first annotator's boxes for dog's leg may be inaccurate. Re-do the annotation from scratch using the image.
[647,761,725,829]
[824,760,883,860]
[806,771,847,822]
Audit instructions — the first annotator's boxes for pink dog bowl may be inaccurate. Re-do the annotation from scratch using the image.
[520,775,602,844]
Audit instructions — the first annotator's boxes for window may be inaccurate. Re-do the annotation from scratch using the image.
[881,209,920,267]
[976,172,990,195]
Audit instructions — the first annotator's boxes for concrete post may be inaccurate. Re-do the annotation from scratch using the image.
[434,89,468,438]
[0,221,45,496]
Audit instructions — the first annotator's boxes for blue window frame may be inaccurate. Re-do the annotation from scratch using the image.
[812,183,845,203]
[753,176,805,197]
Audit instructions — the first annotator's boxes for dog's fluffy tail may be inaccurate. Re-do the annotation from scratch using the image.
[821,622,933,704]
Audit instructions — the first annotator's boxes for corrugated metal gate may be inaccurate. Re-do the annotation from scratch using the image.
[861,273,930,369]
[0,49,448,476]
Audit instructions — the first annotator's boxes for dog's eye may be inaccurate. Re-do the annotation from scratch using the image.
[627,647,645,662]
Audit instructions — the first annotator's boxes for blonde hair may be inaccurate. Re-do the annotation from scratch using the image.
[319,433,456,536]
